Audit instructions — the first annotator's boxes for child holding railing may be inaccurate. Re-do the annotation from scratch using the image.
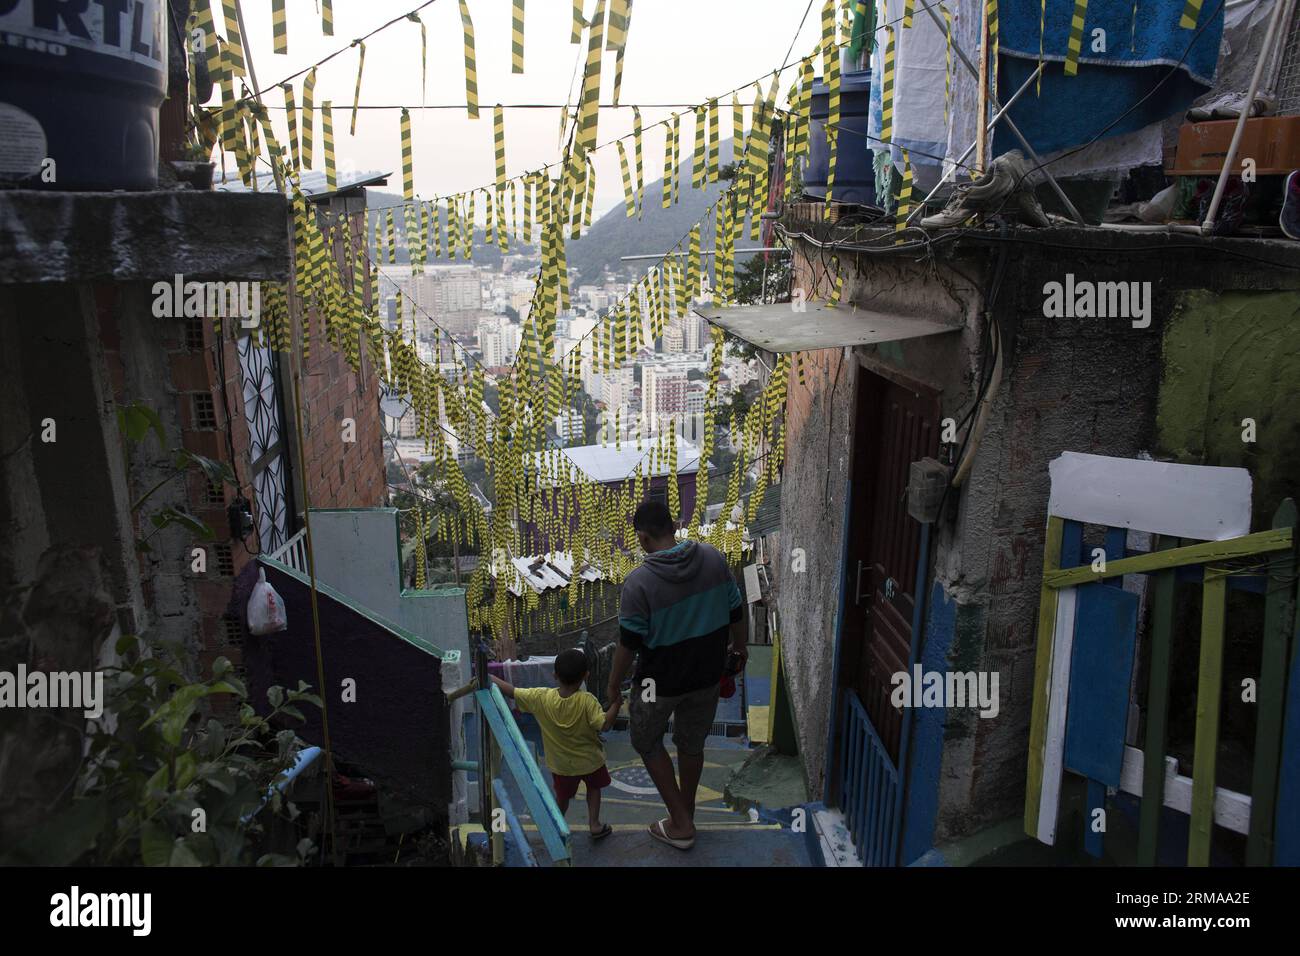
[491,648,616,840]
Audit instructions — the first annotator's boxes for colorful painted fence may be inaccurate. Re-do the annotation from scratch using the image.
[472,643,571,867]
[1024,453,1299,866]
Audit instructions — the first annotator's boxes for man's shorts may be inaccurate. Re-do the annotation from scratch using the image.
[551,764,611,803]
[629,681,721,758]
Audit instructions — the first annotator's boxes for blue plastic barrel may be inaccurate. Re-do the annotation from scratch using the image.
[0,0,168,190]
[804,70,877,207]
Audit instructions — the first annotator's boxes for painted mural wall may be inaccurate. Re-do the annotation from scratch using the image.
[1156,289,1300,530]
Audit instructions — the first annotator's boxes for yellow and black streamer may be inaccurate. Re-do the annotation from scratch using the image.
[401,107,414,201]
[512,0,525,73]
[459,0,480,119]
[350,41,366,135]
[494,104,507,186]
[301,67,316,169]
[1065,0,1087,75]
[272,0,287,54]
[323,100,337,191]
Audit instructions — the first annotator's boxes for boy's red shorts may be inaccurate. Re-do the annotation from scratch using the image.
[551,764,612,802]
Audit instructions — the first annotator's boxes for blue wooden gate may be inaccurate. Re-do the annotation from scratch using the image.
[837,688,901,866]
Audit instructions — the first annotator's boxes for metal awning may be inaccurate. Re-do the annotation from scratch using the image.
[694,302,961,353]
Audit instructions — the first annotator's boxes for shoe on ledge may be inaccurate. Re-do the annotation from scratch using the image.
[919,150,1050,229]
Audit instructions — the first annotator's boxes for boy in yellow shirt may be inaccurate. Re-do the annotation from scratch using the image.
[490,648,616,839]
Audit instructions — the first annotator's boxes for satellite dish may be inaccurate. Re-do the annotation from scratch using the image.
[380,387,411,420]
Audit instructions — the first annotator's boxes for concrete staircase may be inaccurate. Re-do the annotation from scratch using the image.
[486,727,820,866]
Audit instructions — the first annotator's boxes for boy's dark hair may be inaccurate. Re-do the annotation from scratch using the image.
[554,647,589,685]
[633,499,675,538]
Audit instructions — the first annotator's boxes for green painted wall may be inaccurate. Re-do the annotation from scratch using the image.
[1157,290,1300,528]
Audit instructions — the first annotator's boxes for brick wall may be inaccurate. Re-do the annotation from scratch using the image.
[98,284,257,682]
[95,201,388,686]
[292,202,386,513]
[293,328,386,511]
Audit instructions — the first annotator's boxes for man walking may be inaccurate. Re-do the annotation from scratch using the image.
[605,500,747,850]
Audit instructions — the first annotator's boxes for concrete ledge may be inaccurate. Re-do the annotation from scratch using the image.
[0,189,290,284]
[782,203,1300,292]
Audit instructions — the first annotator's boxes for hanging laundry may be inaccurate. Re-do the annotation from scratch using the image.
[867,0,952,192]
[996,0,1223,158]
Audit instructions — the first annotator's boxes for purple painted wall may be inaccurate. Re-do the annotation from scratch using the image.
[234,561,451,819]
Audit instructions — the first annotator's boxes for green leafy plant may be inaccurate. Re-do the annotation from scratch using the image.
[4,634,323,866]
[117,400,236,552]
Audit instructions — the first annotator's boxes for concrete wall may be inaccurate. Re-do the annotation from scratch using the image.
[301,508,470,660]
[1156,289,1300,528]
[931,249,1168,842]
[774,345,857,797]
[0,188,288,846]
[0,329,123,848]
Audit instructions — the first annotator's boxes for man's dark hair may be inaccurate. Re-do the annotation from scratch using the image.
[633,499,675,538]
[554,647,588,685]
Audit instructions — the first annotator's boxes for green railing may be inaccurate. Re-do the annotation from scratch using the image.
[472,642,571,866]
[1026,501,1300,866]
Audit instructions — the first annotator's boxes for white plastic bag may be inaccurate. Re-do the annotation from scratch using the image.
[247,568,288,635]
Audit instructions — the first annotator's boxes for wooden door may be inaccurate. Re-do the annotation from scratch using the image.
[841,369,939,762]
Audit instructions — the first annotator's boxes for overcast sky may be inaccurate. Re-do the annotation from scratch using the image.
[230,0,822,218]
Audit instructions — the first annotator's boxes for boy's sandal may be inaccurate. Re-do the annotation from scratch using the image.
[648,818,694,851]
[591,823,613,840]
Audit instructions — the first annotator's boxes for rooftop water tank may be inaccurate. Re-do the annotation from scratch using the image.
[804,68,877,208]
[0,0,169,190]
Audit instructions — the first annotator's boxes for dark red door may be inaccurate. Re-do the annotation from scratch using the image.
[841,368,940,762]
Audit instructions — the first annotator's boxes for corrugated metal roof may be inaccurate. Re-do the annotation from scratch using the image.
[748,483,782,538]
[216,168,391,200]
[531,435,702,484]
[692,303,961,353]
[494,552,603,596]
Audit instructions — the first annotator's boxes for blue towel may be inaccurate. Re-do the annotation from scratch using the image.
[994,0,1224,157]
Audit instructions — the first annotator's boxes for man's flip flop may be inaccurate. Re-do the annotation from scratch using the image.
[591,824,613,841]
[648,819,694,851]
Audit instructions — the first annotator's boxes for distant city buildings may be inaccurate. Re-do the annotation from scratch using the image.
[642,364,689,436]
[477,315,520,367]
[378,251,758,503]
[600,366,635,416]
[554,408,584,444]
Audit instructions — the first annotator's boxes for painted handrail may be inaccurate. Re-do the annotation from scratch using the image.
[474,685,572,865]
[492,778,539,867]
[267,527,309,573]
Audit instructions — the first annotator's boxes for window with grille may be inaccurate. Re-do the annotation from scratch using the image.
[218,613,245,648]
[193,393,217,430]
[186,314,206,351]
[214,543,234,576]
[205,478,225,505]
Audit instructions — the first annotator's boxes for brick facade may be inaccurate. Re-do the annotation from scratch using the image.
[95,196,386,684]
